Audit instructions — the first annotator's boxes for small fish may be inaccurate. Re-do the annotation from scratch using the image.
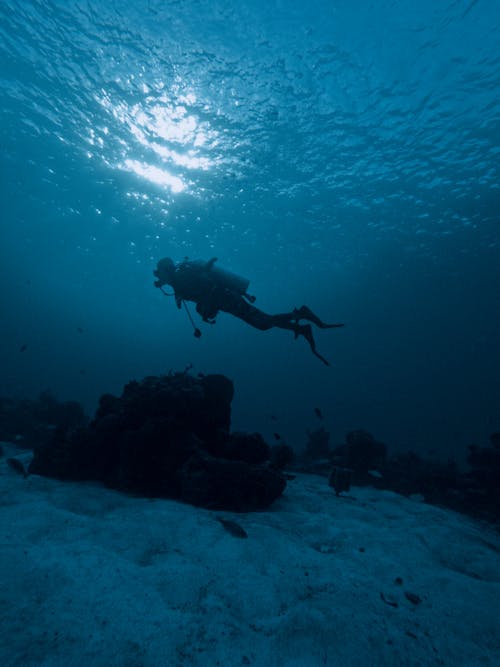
[19,344,28,353]
[216,517,248,538]
[6,457,29,478]
[328,466,352,496]
[268,414,278,421]
[273,432,281,440]
[79,369,86,376]
[77,327,84,334]
[380,592,398,608]
[314,407,323,420]
[404,591,422,606]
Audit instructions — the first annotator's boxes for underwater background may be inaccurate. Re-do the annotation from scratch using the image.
[1,0,499,460]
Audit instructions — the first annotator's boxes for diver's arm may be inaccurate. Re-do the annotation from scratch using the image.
[196,300,218,324]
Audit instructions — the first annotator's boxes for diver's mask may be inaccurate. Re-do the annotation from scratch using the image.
[153,257,175,287]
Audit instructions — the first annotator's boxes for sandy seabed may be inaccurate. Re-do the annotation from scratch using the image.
[1,442,499,667]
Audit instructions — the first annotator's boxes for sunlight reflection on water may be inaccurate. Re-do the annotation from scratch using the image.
[93,87,217,194]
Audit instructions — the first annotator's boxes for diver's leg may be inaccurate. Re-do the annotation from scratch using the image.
[222,297,276,330]
[225,298,331,364]
[293,305,344,329]
[296,324,330,366]
[269,316,331,365]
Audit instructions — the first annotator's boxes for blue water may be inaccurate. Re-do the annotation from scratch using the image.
[1,0,499,458]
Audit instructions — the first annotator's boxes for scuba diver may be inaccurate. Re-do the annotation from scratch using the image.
[153,256,344,366]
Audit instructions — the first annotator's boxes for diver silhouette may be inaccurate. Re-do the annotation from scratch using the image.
[153,256,344,365]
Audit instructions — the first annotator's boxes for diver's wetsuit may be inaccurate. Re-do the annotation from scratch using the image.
[155,257,343,366]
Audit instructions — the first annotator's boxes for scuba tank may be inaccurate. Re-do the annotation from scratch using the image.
[209,265,250,295]
[156,257,256,339]
[187,258,251,295]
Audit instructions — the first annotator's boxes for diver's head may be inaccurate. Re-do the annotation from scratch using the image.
[153,257,176,287]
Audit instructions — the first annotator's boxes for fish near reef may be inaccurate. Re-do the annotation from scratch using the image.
[314,407,323,420]
[328,466,352,496]
[6,457,29,478]
[216,517,248,538]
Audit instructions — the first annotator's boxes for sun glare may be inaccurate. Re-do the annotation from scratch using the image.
[123,159,186,193]
[94,86,216,194]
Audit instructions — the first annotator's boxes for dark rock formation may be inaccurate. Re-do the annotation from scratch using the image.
[29,371,286,511]
[304,426,331,459]
[462,436,500,519]
[0,391,86,448]
[374,452,459,501]
[221,432,270,464]
[490,432,500,449]
[331,429,500,524]
[269,443,295,470]
[328,466,352,496]
[344,429,387,473]
[178,452,286,511]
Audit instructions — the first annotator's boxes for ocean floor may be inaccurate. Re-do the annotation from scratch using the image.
[1,442,499,667]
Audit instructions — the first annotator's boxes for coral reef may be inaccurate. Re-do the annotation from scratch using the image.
[0,391,86,447]
[304,425,331,459]
[29,371,286,511]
